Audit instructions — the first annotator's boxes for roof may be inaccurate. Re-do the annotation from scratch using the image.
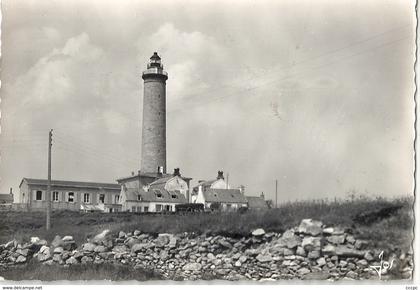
[117,172,192,183]
[124,187,187,203]
[193,179,217,190]
[203,188,247,204]
[0,194,13,203]
[246,196,269,209]
[20,178,121,190]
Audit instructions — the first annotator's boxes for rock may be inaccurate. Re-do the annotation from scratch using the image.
[81,256,93,264]
[39,245,50,254]
[256,253,273,263]
[118,231,126,239]
[283,248,295,256]
[37,249,51,262]
[322,244,336,256]
[298,219,323,236]
[131,243,148,253]
[346,270,358,279]
[16,248,29,256]
[94,245,107,253]
[62,241,76,251]
[82,243,96,252]
[16,255,26,263]
[302,236,321,251]
[346,235,356,244]
[335,246,365,258]
[355,240,369,250]
[30,237,40,244]
[302,271,330,280]
[296,246,306,256]
[126,237,141,248]
[112,245,129,253]
[91,229,111,244]
[251,228,265,237]
[238,256,247,263]
[297,267,311,275]
[51,235,64,248]
[356,259,368,266]
[308,250,321,259]
[168,236,178,248]
[62,236,73,242]
[133,230,141,236]
[278,230,301,249]
[53,247,64,254]
[234,261,242,267]
[364,251,375,261]
[207,253,216,260]
[66,256,78,265]
[316,257,326,266]
[156,234,171,247]
[219,240,232,249]
[183,262,202,271]
[326,235,346,245]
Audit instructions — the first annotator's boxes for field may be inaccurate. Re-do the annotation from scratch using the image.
[0,195,414,252]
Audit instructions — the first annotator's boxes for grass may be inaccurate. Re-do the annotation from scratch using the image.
[0,260,161,281]
[0,195,414,252]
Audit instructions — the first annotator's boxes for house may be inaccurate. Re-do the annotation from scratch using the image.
[18,178,122,212]
[246,193,269,210]
[0,188,14,210]
[118,168,190,212]
[192,171,248,211]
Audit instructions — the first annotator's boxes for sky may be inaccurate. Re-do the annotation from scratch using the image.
[0,0,416,203]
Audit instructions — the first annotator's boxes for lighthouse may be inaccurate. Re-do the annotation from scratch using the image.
[141,52,168,174]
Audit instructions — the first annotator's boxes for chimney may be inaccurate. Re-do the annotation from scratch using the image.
[217,171,224,180]
[173,168,181,177]
[261,192,265,199]
[157,166,164,177]
[131,171,135,176]
[9,188,12,195]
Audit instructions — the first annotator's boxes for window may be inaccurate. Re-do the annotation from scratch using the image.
[137,195,142,201]
[99,194,105,204]
[36,191,43,201]
[53,191,59,202]
[83,193,90,203]
[114,195,120,203]
[171,193,177,199]
[154,189,163,199]
[132,206,136,212]
[144,206,149,212]
[68,192,74,203]
[137,207,141,212]
[156,204,162,212]
[164,205,171,211]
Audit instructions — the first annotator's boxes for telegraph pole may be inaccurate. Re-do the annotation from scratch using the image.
[275,179,278,208]
[46,129,53,230]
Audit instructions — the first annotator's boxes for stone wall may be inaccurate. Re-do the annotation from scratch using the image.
[0,219,413,281]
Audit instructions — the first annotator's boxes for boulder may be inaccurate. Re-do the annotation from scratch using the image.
[30,237,40,244]
[297,267,311,275]
[302,236,321,251]
[53,247,64,254]
[219,240,232,249]
[16,255,26,263]
[131,243,148,253]
[335,246,365,258]
[94,245,107,253]
[156,234,171,247]
[91,229,111,244]
[133,230,141,236]
[62,241,77,251]
[62,236,74,242]
[355,240,369,250]
[81,256,93,264]
[66,256,78,265]
[316,257,326,266]
[277,230,301,249]
[251,228,265,237]
[296,247,306,256]
[256,253,273,263]
[112,245,129,253]
[16,248,29,257]
[82,243,96,252]
[126,237,141,248]
[326,235,346,245]
[302,271,330,280]
[118,231,126,239]
[346,235,356,244]
[298,219,323,236]
[183,262,202,271]
[238,256,248,263]
[51,235,64,248]
[308,250,321,259]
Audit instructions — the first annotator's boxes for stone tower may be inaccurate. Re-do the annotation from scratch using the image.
[141,52,168,174]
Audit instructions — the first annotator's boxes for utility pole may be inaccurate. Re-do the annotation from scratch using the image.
[275,179,278,208]
[46,129,53,230]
